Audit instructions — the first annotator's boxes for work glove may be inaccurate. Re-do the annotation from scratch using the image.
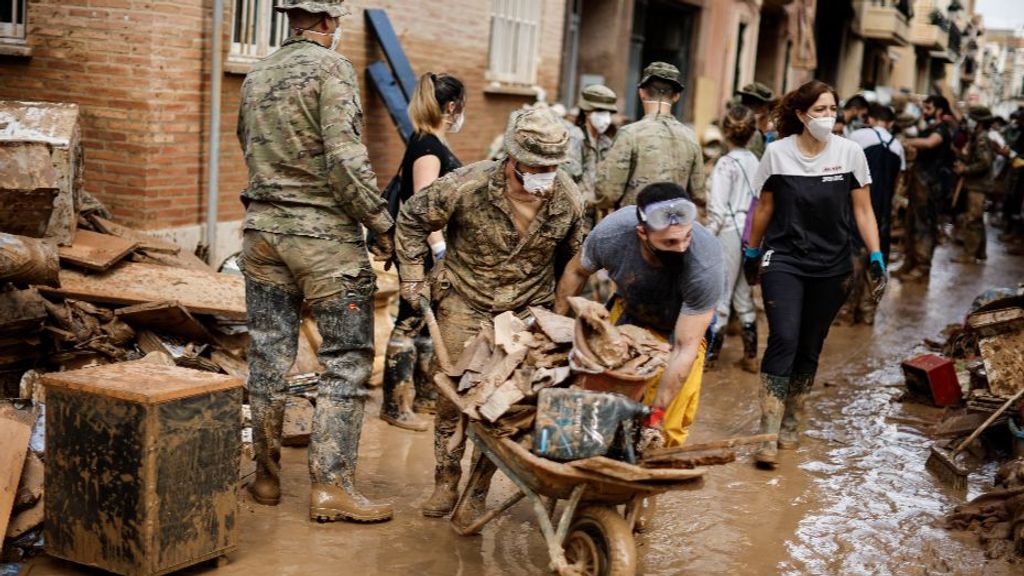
[742,245,762,286]
[369,229,395,264]
[400,280,426,312]
[868,251,887,303]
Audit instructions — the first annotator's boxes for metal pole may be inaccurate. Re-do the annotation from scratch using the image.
[206,0,224,265]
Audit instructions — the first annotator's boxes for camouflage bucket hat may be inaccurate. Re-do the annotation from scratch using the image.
[967,105,993,123]
[274,0,351,18]
[506,107,569,167]
[639,61,684,92]
[578,84,618,112]
[737,82,776,104]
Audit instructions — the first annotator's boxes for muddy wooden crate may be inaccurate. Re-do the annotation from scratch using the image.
[42,361,243,576]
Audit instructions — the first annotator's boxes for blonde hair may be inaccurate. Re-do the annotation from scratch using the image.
[408,73,465,135]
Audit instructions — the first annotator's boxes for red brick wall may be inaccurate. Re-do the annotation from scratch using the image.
[0,0,566,232]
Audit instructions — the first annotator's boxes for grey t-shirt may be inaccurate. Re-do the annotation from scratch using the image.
[581,207,724,333]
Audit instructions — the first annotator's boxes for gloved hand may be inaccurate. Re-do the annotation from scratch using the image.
[369,229,395,263]
[400,280,426,311]
[742,245,762,286]
[868,251,887,303]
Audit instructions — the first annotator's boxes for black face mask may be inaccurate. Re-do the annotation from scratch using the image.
[645,237,686,270]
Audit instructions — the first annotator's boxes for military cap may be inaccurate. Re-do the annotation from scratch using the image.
[737,82,775,104]
[639,62,684,92]
[505,107,569,167]
[967,105,993,123]
[578,84,618,112]
[274,0,350,17]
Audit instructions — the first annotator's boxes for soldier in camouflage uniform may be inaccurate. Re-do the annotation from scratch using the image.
[566,84,618,228]
[952,106,995,263]
[737,82,776,160]
[396,108,585,521]
[594,62,705,210]
[237,0,395,523]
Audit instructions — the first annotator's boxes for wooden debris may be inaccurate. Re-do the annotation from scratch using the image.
[640,449,737,469]
[0,403,33,551]
[88,215,181,254]
[211,350,248,382]
[529,306,574,344]
[40,262,246,319]
[115,300,213,342]
[569,296,631,369]
[479,380,526,422]
[978,331,1024,397]
[13,452,43,510]
[0,288,47,337]
[452,327,495,376]
[493,311,529,353]
[0,232,59,287]
[967,306,1024,338]
[570,456,705,482]
[58,229,137,272]
[641,433,778,463]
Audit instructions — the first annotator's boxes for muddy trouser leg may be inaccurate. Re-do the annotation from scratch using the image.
[381,296,425,427]
[963,190,988,259]
[413,328,437,410]
[245,277,302,504]
[907,171,938,271]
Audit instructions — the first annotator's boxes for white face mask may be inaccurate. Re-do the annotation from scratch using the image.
[804,113,836,142]
[515,165,558,196]
[303,21,341,51]
[589,111,612,134]
[966,117,977,132]
[448,112,465,134]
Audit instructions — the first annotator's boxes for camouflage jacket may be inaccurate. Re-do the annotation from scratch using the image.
[594,112,705,209]
[747,130,766,160]
[396,160,585,313]
[961,129,994,193]
[237,37,392,241]
[566,124,614,208]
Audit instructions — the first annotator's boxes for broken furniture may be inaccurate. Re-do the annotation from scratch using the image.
[42,362,242,576]
[902,354,962,407]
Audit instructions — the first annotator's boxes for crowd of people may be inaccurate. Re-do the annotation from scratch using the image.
[235,0,1021,525]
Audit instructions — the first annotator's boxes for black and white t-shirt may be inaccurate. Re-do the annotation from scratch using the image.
[752,134,872,277]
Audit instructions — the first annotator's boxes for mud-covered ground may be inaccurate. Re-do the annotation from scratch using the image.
[32,236,1023,575]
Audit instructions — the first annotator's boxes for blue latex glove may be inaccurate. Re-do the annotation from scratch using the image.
[869,251,886,272]
[742,245,762,286]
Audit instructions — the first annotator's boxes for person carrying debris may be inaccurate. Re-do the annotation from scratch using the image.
[951,106,996,264]
[594,62,705,210]
[236,0,395,523]
[554,182,724,447]
[396,108,585,520]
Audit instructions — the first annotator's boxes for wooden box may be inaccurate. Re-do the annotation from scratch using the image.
[42,361,243,576]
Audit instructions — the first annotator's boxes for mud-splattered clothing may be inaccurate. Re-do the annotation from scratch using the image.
[237,37,393,241]
[566,124,614,208]
[959,129,995,259]
[395,160,585,313]
[594,112,705,209]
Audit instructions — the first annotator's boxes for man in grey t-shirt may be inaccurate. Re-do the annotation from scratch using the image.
[554,183,723,446]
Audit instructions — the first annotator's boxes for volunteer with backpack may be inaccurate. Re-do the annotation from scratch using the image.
[380,72,465,431]
[705,105,761,372]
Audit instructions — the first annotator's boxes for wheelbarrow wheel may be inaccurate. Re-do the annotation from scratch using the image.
[563,506,637,576]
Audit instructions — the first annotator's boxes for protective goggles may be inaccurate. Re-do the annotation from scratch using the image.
[637,198,697,230]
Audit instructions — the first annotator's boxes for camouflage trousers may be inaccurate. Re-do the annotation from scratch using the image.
[241,230,377,487]
[960,190,987,260]
[904,170,941,272]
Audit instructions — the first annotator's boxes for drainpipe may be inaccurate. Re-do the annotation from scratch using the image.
[206,0,224,265]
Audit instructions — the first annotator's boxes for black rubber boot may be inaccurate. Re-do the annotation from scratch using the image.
[412,334,438,415]
[704,330,724,370]
[381,335,428,431]
[738,322,759,373]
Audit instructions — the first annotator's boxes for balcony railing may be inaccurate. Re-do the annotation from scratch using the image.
[911,20,949,51]
[853,0,911,46]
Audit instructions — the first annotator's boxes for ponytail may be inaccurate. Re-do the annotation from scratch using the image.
[408,72,466,135]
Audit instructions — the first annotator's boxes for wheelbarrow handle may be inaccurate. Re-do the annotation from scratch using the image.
[420,295,456,374]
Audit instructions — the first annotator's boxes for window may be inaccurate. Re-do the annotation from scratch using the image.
[487,0,542,86]
[0,0,26,42]
[230,0,288,62]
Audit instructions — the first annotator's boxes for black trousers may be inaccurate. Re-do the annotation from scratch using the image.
[761,270,850,378]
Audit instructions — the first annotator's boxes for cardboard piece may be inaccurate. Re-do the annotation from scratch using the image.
[479,380,526,423]
[40,262,246,320]
[979,331,1024,398]
[58,229,137,271]
[529,306,575,344]
[0,404,33,552]
[115,300,214,343]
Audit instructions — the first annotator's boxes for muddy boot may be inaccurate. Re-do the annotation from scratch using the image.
[423,398,465,517]
[380,335,428,432]
[704,330,724,371]
[244,278,302,506]
[451,450,496,530]
[412,334,437,415]
[755,374,787,469]
[779,373,813,450]
[308,292,393,523]
[737,322,759,374]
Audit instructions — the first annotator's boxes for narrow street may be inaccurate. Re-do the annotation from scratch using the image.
[27,235,1023,576]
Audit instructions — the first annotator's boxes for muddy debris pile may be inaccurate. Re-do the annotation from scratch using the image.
[946,458,1024,558]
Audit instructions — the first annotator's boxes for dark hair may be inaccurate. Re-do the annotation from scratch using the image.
[772,80,839,138]
[409,72,465,134]
[867,103,895,124]
[640,79,679,99]
[722,105,757,146]
[636,182,690,211]
[924,94,952,116]
[844,95,869,111]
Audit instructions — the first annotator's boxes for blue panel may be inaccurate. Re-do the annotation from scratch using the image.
[364,9,418,101]
[367,60,413,142]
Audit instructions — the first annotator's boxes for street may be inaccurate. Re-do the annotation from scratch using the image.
[26,234,1022,576]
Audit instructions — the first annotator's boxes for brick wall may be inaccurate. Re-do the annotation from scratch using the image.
[0,0,567,234]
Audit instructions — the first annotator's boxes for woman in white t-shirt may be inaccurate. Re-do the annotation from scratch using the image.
[742,80,887,469]
[705,105,761,373]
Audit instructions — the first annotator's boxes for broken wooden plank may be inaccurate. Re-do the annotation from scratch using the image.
[967,306,1024,338]
[115,300,214,343]
[0,288,47,337]
[39,262,246,320]
[210,350,248,382]
[530,306,575,344]
[640,449,736,469]
[87,215,181,254]
[570,456,705,482]
[979,331,1024,397]
[0,403,33,553]
[58,229,137,272]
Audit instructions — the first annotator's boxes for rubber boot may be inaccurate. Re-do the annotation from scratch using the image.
[451,450,497,529]
[244,279,302,506]
[422,397,465,517]
[738,322,759,374]
[412,334,437,415]
[308,293,393,523]
[704,330,724,370]
[755,374,787,469]
[380,335,428,432]
[779,373,813,450]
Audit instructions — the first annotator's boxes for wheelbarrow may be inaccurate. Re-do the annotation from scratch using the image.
[450,422,705,576]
